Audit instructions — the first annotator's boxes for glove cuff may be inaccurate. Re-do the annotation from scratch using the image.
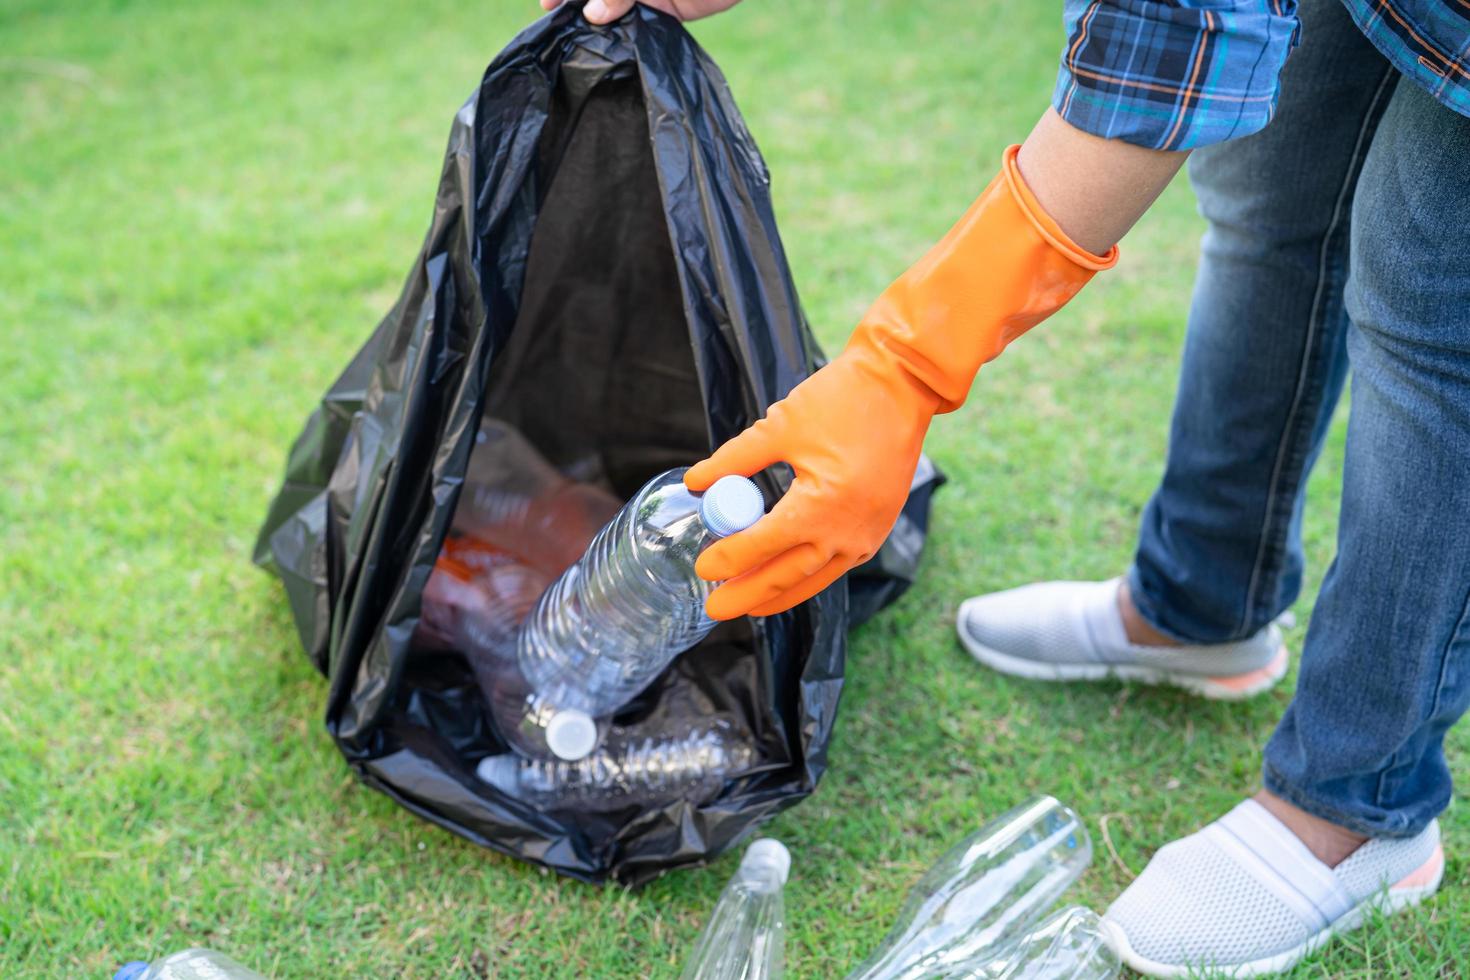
[852,144,1119,414]
[1001,144,1119,272]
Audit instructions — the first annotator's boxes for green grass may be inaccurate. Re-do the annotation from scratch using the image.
[2,0,1466,976]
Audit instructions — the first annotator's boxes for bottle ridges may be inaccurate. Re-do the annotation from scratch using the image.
[517,488,715,717]
[486,726,751,809]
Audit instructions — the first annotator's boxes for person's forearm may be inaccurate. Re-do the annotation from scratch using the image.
[1017,108,1188,256]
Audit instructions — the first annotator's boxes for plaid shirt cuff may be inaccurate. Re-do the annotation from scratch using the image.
[1052,0,1302,151]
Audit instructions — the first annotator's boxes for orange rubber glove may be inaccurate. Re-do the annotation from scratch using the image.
[685,145,1118,620]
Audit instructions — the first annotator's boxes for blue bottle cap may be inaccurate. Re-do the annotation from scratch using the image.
[114,964,149,980]
[698,476,764,538]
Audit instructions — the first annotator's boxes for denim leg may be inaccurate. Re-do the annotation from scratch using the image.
[1263,78,1470,838]
[1128,0,1400,643]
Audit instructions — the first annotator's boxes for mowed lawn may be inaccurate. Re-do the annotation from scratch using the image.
[3,0,1466,976]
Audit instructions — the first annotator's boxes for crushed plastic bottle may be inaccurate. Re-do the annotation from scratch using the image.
[944,907,1120,980]
[845,797,1092,980]
[680,839,791,980]
[490,468,764,760]
[417,416,616,658]
[454,418,623,577]
[114,949,266,980]
[413,535,552,655]
[476,721,754,811]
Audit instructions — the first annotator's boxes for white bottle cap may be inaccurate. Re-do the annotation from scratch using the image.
[545,709,599,761]
[475,754,519,793]
[740,838,791,884]
[698,475,765,538]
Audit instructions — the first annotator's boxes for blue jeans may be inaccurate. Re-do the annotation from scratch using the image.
[1128,0,1470,838]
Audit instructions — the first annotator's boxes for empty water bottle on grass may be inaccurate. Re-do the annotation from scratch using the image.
[490,468,764,761]
[945,906,1119,980]
[114,950,265,980]
[477,721,755,811]
[846,796,1092,980]
[681,838,791,980]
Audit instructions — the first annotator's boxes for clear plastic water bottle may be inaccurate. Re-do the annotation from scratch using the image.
[945,907,1120,980]
[680,839,791,980]
[845,797,1092,980]
[476,721,754,811]
[114,950,266,980]
[490,468,764,761]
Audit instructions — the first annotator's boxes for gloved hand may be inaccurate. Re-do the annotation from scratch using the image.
[685,145,1118,620]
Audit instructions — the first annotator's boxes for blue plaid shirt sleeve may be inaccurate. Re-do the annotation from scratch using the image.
[1052,1,1302,151]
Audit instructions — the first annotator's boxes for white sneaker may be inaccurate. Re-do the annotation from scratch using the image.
[956,578,1288,700]
[1103,799,1444,977]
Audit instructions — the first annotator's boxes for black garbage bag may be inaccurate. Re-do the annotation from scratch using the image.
[253,3,942,885]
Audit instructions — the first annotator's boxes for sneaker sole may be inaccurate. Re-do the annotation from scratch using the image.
[958,631,1289,702]
[1103,844,1445,978]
